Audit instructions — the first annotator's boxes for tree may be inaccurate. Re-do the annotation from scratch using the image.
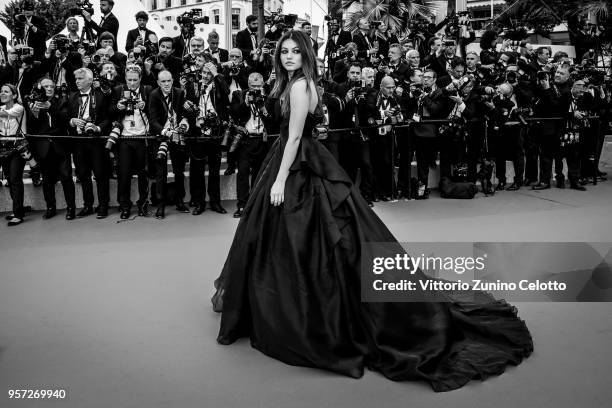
[330,0,435,37]
[0,0,80,42]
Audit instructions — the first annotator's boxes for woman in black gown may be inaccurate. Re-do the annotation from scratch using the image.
[211,30,533,392]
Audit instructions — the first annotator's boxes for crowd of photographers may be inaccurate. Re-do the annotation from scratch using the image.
[0,0,610,226]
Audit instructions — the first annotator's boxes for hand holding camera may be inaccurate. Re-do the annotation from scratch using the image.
[205,62,218,77]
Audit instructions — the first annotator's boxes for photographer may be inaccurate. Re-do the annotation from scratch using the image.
[65,17,81,44]
[173,23,193,59]
[25,77,76,220]
[377,44,410,85]
[95,61,122,93]
[42,36,82,92]
[125,11,157,54]
[236,15,259,68]
[352,18,378,62]
[12,46,45,104]
[301,22,319,55]
[0,84,28,226]
[205,32,229,65]
[324,18,352,78]
[98,32,127,71]
[372,22,399,60]
[531,69,571,190]
[229,72,271,218]
[363,75,403,200]
[14,1,47,61]
[421,37,443,70]
[65,68,112,218]
[148,70,190,219]
[190,58,230,215]
[108,64,152,219]
[253,39,275,80]
[411,69,450,199]
[479,30,499,69]
[430,39,459,78]
[527,47,553,80]
[143,37,182,86]
[332,42,359,83]
[82,0,119,52]
[221,49,252,101]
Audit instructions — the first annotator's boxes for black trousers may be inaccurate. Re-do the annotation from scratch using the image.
[0,152,26,218]
[154,142,187,205]
[73,140,111,208]
[466,123,486,183]
[117,139,149,209]
[40,142,75,209]
[397,128,414,195]
[369,131,395,197]
[495,126,525,184]
[414,136,438,185]
[342,135,374,200]
[524,127,539,182]
[236,137,268,208]
[535,132,561,184]
[189,141,222,205]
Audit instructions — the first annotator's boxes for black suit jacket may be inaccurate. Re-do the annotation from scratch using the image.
[125,28,157,53]
[65,89,112,136]
[88,12,120,51]
[26,95,69,159]
[222,63,252,92]
[19,16,47,60]
[42,52,83,92]
[206,48,229,64]
[172,35,191,59]
[235,29,258,65]
[149,87,187,136]
[352,31,373,56]
[413,87,449,138]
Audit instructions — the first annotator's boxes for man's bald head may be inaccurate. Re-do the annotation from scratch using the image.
[381,76,396,96]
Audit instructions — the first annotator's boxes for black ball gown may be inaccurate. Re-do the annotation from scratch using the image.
[211,102,533,392]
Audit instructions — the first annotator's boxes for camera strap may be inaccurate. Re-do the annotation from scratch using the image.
[78,95,90,119]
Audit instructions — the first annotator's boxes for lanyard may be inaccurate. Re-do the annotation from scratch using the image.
[79,95,90,119]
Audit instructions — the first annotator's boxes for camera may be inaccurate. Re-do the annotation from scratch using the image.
[51,35,72,54]
[228,63,241,76]
[264,8,298,31]
[247,89,265,107]
[336,47,355,60]
[83,122,98,136]
[220,122,248,153]
[156,141,169,161]
[536,71,550,82]
[94,71,113,94]
[15,139,38,171]
[69,0,94,17]
[177,8,209,36]
[120,90,139,115]
[105,121,123,151]
[262,41,277,56]
[26,84,48,104]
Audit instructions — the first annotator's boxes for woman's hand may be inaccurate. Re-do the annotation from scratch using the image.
[270,178,285,206]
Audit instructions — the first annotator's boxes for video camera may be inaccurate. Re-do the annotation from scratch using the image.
[180,55,200,83]
[51,35,73,54]
[94,71,114,95]
[133,40,159,60]
[247,89,265,107]
[176,9,209,36]
[26,84,48,104]
[265,8,298,31]
[69,0,94,17]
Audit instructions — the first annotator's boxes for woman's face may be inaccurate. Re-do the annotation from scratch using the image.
[67,19,79,32]
[280,38,302,73]
[378,23,387,33]
[0,86,14,104]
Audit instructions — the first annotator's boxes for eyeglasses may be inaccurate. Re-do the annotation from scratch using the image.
[125,65,142,73]
[422,75,434,79]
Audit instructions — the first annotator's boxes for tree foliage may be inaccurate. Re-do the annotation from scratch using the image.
[0,0,81,41]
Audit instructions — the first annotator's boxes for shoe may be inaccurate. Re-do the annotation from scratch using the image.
[597,170,607,177]
[495,182,506,191]
[65,207,76,220]
[556,179,566,189]
[192,205,205,215]
[506,182,521,191]
[96,206,108,219]
[579,177,589,186]
[156,205,165,219]
[224,166,236,176]
[43,207,57,220]
[372,196,380,202]
[175,202,190,213]
[367,200,374,207]
[523,179,534,187]
[570,184,586,191]
[210,203,227,214]
[4,213,14,220]
[189,199,197,207]
[7,216,23,226]
[233,207,244,218]
[532,182,551,190]
[120,208,131,219]
[77,206,94,217]
[380,196,391,202]
[137,203,149,217]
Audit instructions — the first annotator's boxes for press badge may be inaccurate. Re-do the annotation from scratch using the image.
[412,114,421,122]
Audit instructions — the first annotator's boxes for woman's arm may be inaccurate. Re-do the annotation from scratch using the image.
[270,79,311,206]
[0,104,24,119]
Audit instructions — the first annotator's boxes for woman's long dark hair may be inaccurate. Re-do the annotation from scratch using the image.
[271,30,319,115]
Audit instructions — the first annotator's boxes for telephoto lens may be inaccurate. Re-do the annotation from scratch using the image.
[17,141,39,171]
[157,141,169,161]
[105,122,122,151]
